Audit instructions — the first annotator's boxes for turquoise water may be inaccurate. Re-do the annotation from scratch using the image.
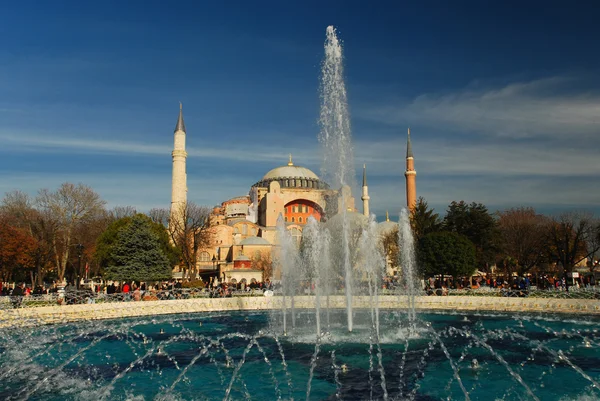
[1,310,600,400]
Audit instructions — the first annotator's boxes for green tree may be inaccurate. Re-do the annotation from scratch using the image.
[411,197,442,241]
[417,231,476,278]
[443,201,500,270]
[104,215,172,282]
[95,214,179,273]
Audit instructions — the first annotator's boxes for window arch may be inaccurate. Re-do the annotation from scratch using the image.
[199,252,211,262]
[290,227,302,246]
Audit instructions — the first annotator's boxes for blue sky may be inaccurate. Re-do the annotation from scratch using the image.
[1,0,599,218]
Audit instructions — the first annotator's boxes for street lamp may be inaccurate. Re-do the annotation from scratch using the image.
[212,254,217,270]
[75,243,84,289]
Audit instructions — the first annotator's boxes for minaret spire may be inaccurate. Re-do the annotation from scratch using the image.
[175,102,186,133]
[171,103,188,225]
[406,127,413,158]
[404,128,417,212]
[361,163,370,217]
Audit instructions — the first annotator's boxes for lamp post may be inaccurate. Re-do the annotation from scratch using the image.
[212,255,218,281]
[75,243,84,289]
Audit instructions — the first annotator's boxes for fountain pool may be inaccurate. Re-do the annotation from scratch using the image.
[1,310,600,401]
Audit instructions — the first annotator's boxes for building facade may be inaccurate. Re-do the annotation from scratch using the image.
[169,106,416,283]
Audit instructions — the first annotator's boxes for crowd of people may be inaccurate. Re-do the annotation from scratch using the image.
[1,272,598,308]
[0,277,276,308]
[423,273,597,297]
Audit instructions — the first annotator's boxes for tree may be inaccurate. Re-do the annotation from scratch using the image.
[0,220,36,282]
[497,207,549,276]
[148,208,170,226]
[546,212,600,289]
[165,202,213,280]
[36,183,106,282]
[417,232,476,278]
[95,214,179,273]
[443,201,500,270]
[104,215,172,282]
[410,197,442,241]
[380,226,399,273]
[251,251,273,281]
[109,206,137,220]
[585,219,600,273]
[1,191,56,285]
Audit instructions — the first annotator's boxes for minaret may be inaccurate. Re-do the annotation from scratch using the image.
[171,103,187,222]
[361,164,370,217]
[404,128,417,212]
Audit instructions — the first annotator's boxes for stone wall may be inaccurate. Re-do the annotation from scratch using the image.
[1,295,599,329]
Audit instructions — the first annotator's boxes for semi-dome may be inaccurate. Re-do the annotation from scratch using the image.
[378,220,398,235]
[239,236,271,246]
[324,211,368,231]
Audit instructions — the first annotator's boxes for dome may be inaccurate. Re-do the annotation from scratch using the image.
[253,157,329,190]
[262,165,319,181]
[378,220,398,235]
[239,236,271,246]
[324,211,368,231]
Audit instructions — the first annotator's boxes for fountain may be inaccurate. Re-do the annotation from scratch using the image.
[1,26,600,401]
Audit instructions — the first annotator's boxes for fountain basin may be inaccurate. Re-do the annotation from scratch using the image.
[1,310,600,401]
[1,295,599,328]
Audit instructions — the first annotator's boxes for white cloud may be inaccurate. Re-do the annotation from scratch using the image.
[358,76,600,140]
[0,129,322,165]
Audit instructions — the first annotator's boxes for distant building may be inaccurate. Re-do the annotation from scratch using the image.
[169,105,416,283]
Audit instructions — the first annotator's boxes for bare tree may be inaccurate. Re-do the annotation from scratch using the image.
[109,206,137,220]
[380,227,399,274]
[547,211,600,290]
[168,202,213,279]
[497,207,549,276]
[585,218,600,273]
[148,207,170,227]
[36,183,106,282]
[251,251,273,281]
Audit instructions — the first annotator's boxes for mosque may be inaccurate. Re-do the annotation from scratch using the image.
[170,105,417,283]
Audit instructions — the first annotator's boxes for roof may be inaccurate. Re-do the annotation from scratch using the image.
[378,220,398,235]
[406,128,413,158]
[175,103,186,133]
[262,165,320,181]
[235,254,251,261]
[239,236,271,246]
[325,211,368,230]
[362,164,367,186]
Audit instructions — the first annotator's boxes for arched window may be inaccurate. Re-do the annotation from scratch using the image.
[292,217,295,222]
[199,252,210,262]
[299,217,303,223]
[285,217,288,222]
[290,227,302,246]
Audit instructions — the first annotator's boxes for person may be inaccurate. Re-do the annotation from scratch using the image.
[133,286,141,301]
[11,283,24,308]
